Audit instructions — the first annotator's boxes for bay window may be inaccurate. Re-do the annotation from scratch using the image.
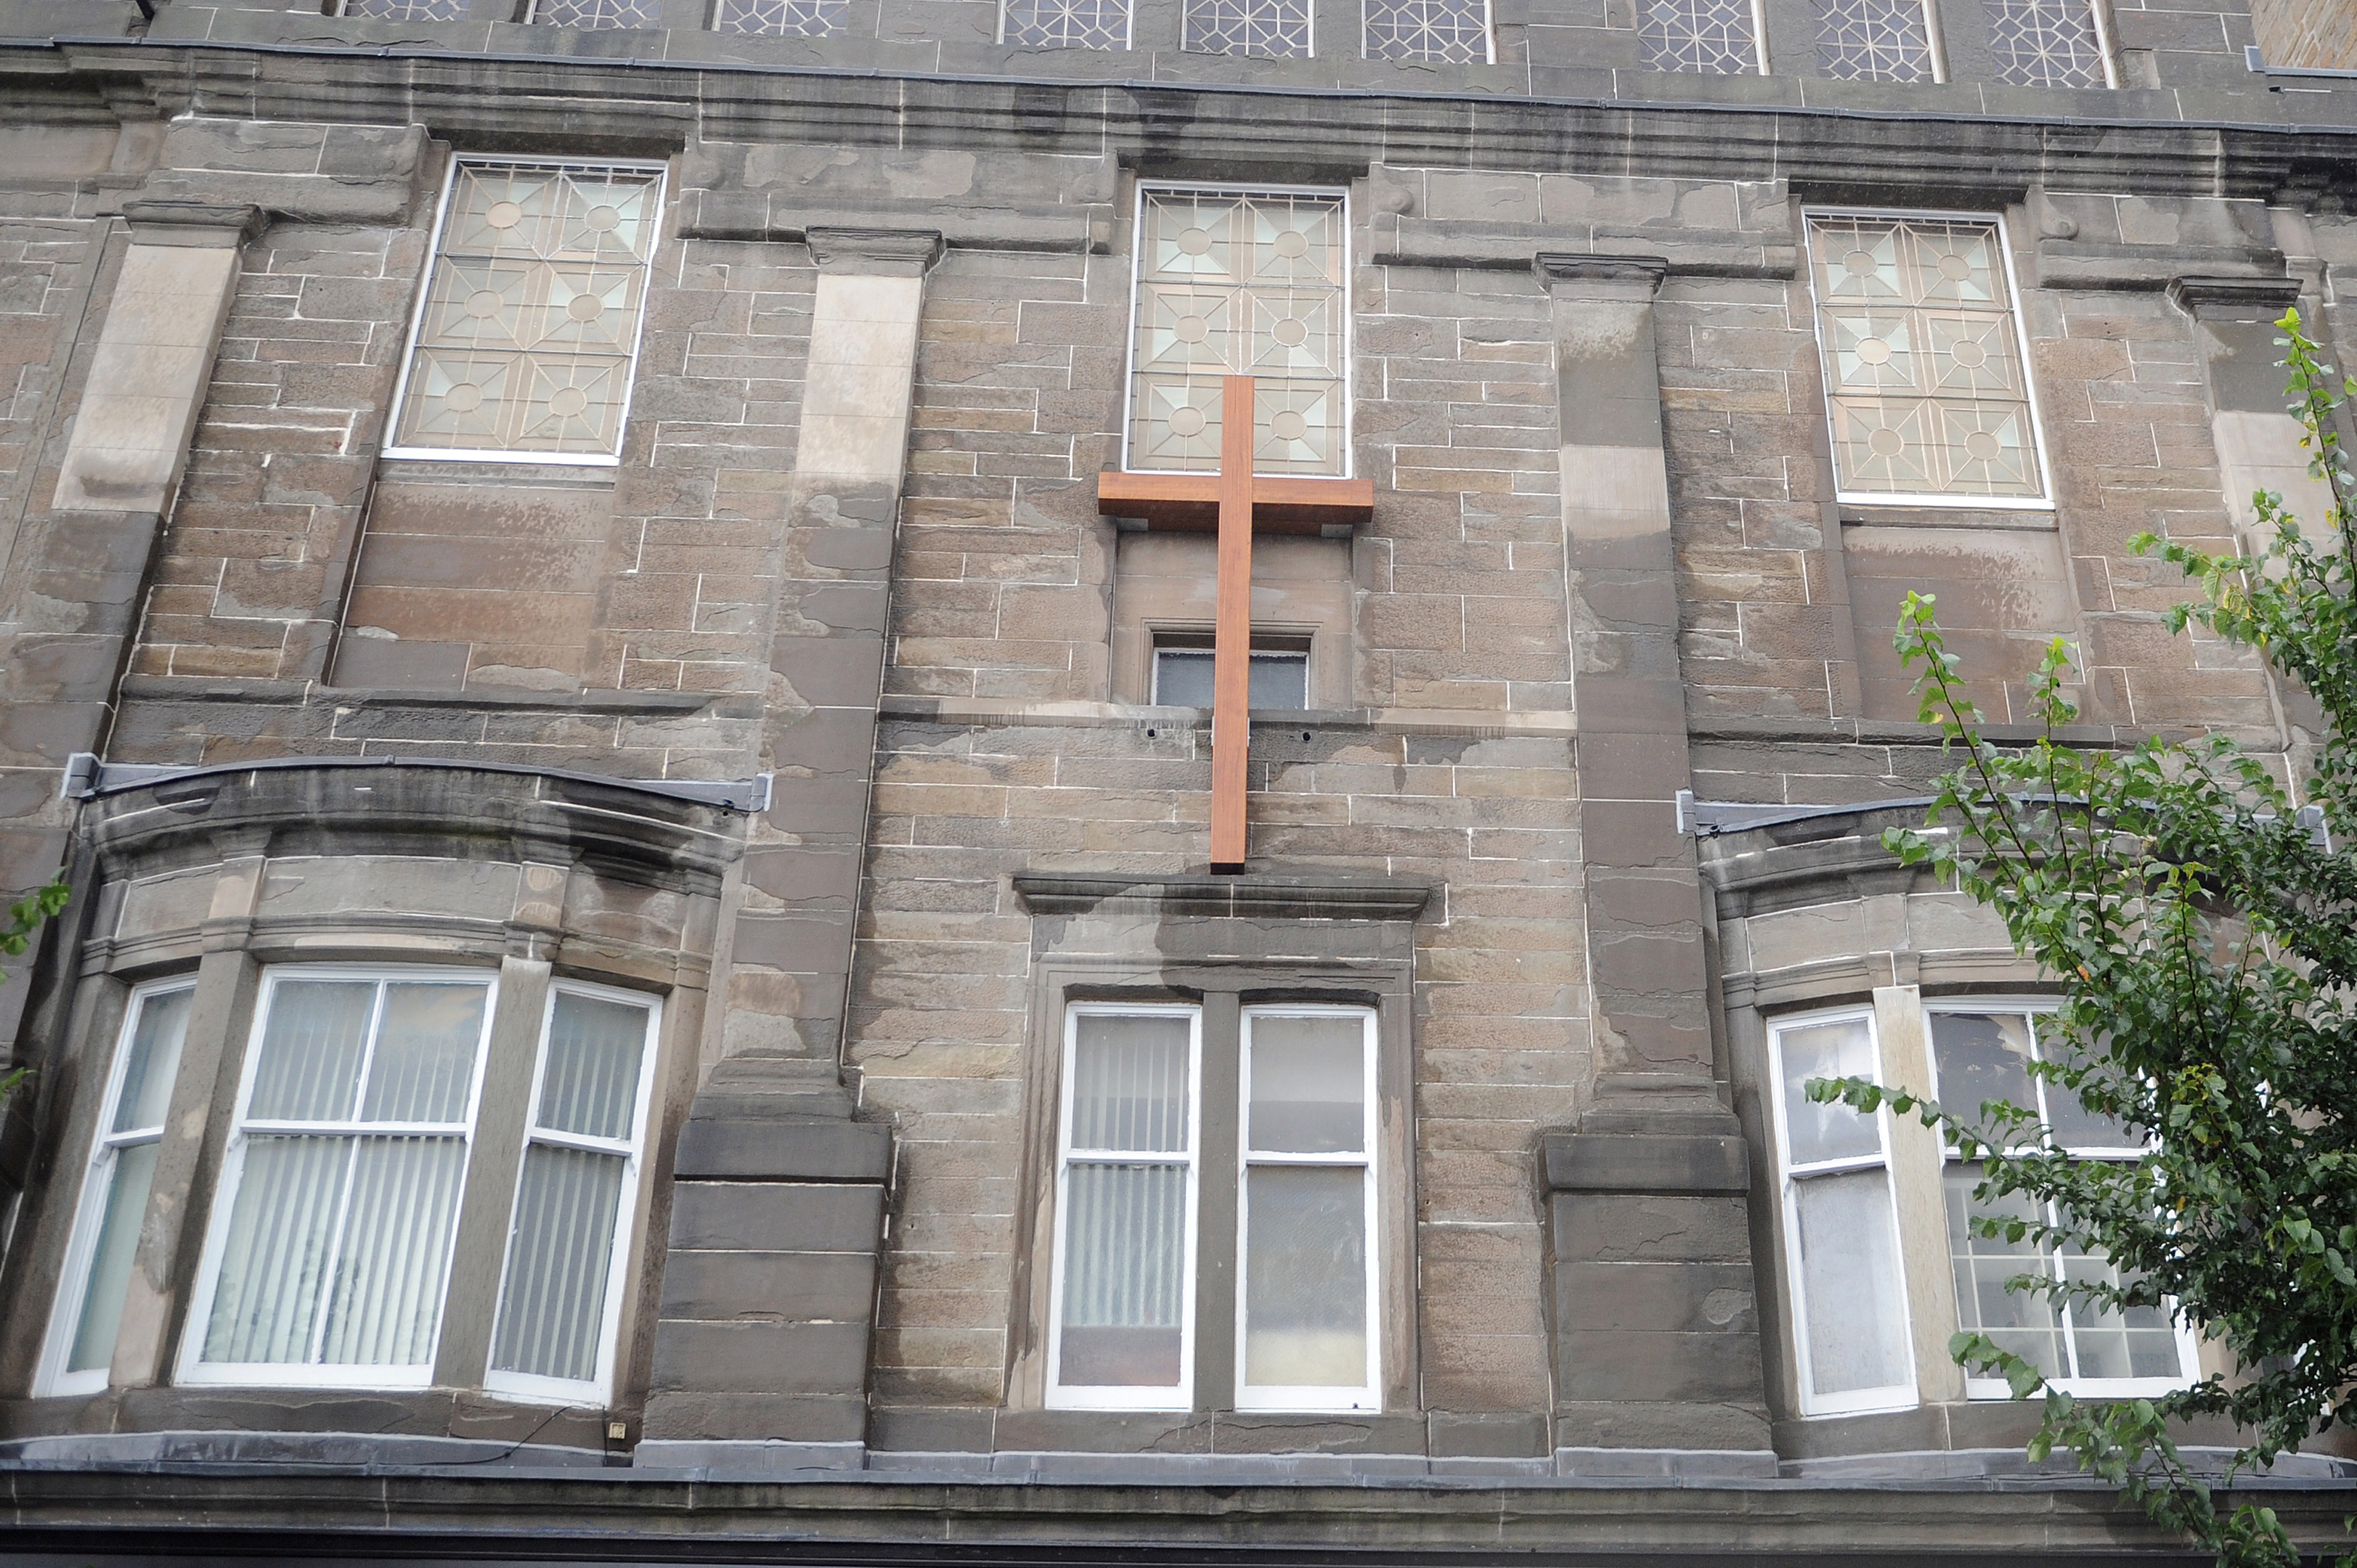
[1764,999,2199,1421]
[37,963,661,1409]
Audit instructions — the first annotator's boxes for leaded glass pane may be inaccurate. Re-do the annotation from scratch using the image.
[1128,190,1347,476]
[533,0,656,25]
[1640,0,1759,73]
[1185,0,1311,56]
[1987,0,2105,86]
[1363,0,1488,62]
[1809,216,2044,500]
[1004,0,1128,48]
[393,162,660,457]
[712,0,847,32]
[343,0,466,17]
[1815,0,1934,80]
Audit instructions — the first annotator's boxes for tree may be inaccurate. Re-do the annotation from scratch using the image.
[1809,310,2357,1568]
[0,877,69,1106]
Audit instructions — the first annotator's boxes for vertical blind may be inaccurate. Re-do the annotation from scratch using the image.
[62,986,194,1379]
[1057,1011,1192,1391]
[489,988,654,1389]
[200,977,489,1373]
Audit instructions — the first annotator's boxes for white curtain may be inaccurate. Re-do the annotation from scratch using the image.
[201,976,486,1371]
[489,989,649,1384]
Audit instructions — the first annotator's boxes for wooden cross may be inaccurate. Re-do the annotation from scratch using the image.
[1097,375,1375,873]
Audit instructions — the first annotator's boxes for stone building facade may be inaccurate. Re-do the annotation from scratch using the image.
[0,0,2353,1556]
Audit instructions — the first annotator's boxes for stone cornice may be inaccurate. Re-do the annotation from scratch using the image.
[11,37,2353,201]
[2170,271,2308,319]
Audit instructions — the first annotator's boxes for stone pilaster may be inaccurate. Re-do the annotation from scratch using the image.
[1539,253,1771,1468]
[641,226,938,1463]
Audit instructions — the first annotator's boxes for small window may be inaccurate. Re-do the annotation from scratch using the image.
[1813,0,1938,79]
[484,984,661,1405]
[1926,1005,2197,1397]
[1151,633,1311,709]
[1001,0,1130,47]
[1765,1009,1916,1415]
[38,982,195,1397]
[1237,1007,1377,1411]
[1046,1004,1201,1410]
[180,969,495,1389]
[1362,0,1490,60]
[384,158,664,463]
[1640,0,1764,73]
[1184,0,1311,57]
[1804,212,2048,506]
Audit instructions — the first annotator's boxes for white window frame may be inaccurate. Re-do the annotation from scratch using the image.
[380,155,668,468]
[1765,1005,1920,1417]
[481,979,663,1408]
[1043,1001,1202,1412]
[1924,997,2199,1400]
[1234,1003,1380,1413]
[36,979,198,1399]
[1802,205,2053,511]
[1120,181,1355,480]
[176,964,497,1392]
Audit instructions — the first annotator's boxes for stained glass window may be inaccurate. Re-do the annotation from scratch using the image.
[714,0,848,32]
[1987,0,2107,86]
[1363,0,1489,62]
[1185,0,1311,57]
[388,160,662,461]
[1640,0,1762,73]
[1815,0,1936,80]
[1127,188,1348,478]
[1807,214,2045,502]
[341,0,466,19]
[1004,0,1129,48]
[530,0,656,25]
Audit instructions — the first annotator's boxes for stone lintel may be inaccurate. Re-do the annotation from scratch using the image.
[1535,252,1669,298]
[806,225,945,276]
[118,199,266,248]
[2169,271,2305,321]
[1010,870,1433,922]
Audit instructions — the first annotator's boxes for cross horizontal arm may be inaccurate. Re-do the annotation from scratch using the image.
[1096,470,1375,534]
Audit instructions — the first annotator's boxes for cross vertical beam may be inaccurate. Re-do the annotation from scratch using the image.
[1211,375,1255,873]
[1097,380,1373,875]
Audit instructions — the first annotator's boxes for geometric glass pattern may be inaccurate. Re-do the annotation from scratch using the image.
[391,161,661,459]
[1986,0,2106,86]
[1004,0,1128,48]
[714,0,847,32]
[1185,0,1311,58]
[1363,0,1489,63]
[531,0,656,23]
[1640,0,1760,73]
[1815,0,1935,81]
[1807,214,2045,501]
[341,0,467,19]
[1128,189,1347,477]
